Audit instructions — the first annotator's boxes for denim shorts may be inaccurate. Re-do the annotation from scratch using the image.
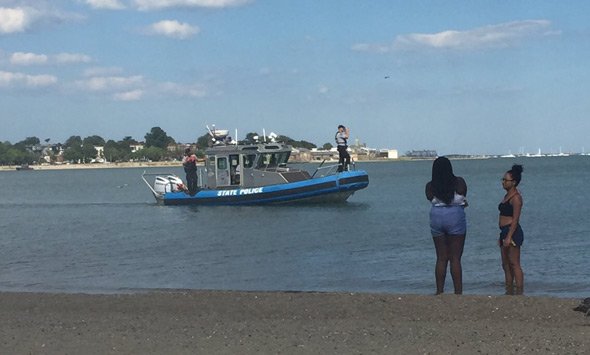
[499,224,524,246]
[429,205,466,237]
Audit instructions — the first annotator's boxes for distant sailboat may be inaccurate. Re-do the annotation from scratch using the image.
[500,150,516,158]
[530,148,543,158]
[557,147,569,157]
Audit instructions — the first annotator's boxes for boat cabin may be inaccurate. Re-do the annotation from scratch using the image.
[203,142,311,189]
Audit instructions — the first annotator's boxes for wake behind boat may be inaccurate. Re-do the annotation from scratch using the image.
[142,129,369,205]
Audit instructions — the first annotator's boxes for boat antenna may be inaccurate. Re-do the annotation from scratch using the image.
[263,128,267,143]
[235,129,238,145]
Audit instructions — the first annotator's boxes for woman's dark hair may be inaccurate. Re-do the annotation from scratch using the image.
[507,164,523,186]
[431,156,457,204]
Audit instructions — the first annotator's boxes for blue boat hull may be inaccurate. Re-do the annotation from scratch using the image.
[158,170,369,205]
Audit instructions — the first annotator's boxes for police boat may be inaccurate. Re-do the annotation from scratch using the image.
[141,132,369,206]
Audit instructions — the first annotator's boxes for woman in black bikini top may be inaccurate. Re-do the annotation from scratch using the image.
[498,164,524,295]
[498,199,513,216]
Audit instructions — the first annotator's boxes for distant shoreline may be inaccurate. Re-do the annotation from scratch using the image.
[0,161,182,172]
[2,154,557,172]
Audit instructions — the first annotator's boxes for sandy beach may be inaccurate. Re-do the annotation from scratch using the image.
[1,291,588,354]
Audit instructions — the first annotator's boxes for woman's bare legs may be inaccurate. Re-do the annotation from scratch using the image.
[433,235,465,295]
[500,246,514,294]
[448,235,466,294]
[433,236,449,295]
[509,247,524,294]
[501,246,523,295]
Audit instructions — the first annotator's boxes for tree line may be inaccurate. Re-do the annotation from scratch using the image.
[0,127,326,165]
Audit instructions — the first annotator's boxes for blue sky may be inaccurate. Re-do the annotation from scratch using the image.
[1,0,589,155]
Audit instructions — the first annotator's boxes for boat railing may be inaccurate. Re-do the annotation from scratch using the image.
[311,163,339,178]
[311,159,357,178]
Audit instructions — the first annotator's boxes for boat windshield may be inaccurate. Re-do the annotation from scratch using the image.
[243,154,256,168]
[256,152,289,169]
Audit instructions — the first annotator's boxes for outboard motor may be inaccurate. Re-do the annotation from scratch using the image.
[154,176,172,194]
[154,175,185,194]
[167,175,185,192]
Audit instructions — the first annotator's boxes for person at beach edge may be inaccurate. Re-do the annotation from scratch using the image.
[335,124,351,172]
[182,148,198,195]
[425,157,468,295]
[498,164,525,295]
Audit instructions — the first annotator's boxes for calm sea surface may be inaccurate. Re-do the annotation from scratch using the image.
[1,157,588,297]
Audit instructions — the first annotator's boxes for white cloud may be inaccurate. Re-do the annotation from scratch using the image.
[350,43,390,54]
[145,20,199,39]
[395,20,558,50]
[25,73,58,87]
[74,73,210,101]
[133,0,252,11]
[0,70,57,88]
[54,52,92,64]
[85,0,126,10]
[0,5,84,34]
[114,89,143,101]
[77,75,144,91]
[158,81,207,97]
[83,66,124,77]
[353,20,559,53]
[0,6,36,34]
[9,51,92,65]
[10,52,48,65]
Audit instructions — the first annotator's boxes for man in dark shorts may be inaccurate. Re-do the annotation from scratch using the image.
[182,148,198,195]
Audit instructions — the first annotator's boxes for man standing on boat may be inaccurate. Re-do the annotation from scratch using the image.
[335,124,351,172]
[182,148,198,195]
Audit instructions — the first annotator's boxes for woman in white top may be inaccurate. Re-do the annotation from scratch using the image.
[425,157,468,295]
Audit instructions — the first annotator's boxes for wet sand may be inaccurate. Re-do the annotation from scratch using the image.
[1,291,588,354]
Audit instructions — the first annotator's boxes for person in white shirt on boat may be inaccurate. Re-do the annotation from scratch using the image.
[335,125,350,172]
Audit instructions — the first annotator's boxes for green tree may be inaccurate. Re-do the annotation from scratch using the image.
[64,136,83,148]
[8,137,42,163]
[104,140,131,162]
[132,146,166,161]
[322,143,333,150]
[81,143,98,163]
[0,142,29,165]
[63,145,83,163]
[296,140,317,150]
[83,135,105,147]
[121,136,137,146]
[145,127,174,149]
[62,136,86,163]
[276,135,317,149]
[245,132,259,143]
[196,133,212,149]
[81,136,102,162]
[18,136,41,146]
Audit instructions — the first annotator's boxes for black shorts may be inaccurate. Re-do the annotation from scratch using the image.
[499,224,524,247]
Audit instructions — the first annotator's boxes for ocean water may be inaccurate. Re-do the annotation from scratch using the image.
[0,157,588,297]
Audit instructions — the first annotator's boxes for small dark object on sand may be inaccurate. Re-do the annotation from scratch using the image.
[573,297,590,315]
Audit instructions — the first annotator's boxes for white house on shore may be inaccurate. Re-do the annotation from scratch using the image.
[386,149,399,159]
